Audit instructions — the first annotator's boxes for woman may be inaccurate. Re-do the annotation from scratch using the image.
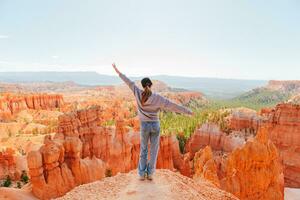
[112,63,193,181]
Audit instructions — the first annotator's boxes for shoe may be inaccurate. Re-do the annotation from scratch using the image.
[147,174,153,181]
[139,175,145,181]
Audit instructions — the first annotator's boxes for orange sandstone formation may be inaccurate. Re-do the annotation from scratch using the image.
[0,148,17,180]
[0,93,64,121]
[227,107,261,132]
[188,127,284,200]
[220,127,284,200]
[185,123,246,156]
[192,146,220,187]
[202,104,300,189]
[263,103,300,187]
[0,147,27,181]
[184,121,284,199]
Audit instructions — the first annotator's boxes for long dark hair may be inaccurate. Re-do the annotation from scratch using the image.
[141,77,153,106]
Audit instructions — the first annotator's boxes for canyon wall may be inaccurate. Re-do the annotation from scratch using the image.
[263,103,300,187]
[0,93,64,121]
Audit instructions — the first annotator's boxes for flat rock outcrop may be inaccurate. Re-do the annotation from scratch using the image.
[56,169,239,200]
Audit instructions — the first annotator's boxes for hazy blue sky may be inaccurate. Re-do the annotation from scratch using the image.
[0,0,299,80]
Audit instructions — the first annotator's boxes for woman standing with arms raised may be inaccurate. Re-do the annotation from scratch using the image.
[112,63,193,180]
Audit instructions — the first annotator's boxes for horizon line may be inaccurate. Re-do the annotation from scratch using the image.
[0,70,276,81]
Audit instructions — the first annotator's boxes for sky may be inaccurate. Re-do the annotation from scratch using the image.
[0,0,300,80]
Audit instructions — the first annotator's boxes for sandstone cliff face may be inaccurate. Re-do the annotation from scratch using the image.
[0,93,64,121]
[263,103,300,187]
[27,106,181,199]
[227,107,261,132]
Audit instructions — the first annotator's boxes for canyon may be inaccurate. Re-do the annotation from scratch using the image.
[25,105,285,200]
[0,80,299,200]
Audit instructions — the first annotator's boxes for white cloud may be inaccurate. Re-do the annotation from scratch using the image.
[0,35,9,39]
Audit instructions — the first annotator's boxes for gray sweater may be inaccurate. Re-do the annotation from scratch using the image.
[119,73,193,122]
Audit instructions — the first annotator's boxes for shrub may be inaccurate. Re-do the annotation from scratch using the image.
[17,181,22,189]
[103,119,115,126]
[8,130,12,137]
[21,170,29,184]
[176,134,188,154]
[105,169,112,177]
[32,128,39,136]
[3,176,12,187]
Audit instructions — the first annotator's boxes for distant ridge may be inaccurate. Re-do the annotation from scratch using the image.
[0,71,121,85]
[0,71,267,98]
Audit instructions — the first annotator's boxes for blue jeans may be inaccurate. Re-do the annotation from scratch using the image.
[138,121,160,176]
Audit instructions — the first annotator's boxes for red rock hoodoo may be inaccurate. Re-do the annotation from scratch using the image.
[0,148,17,180]
[220,127,284,200]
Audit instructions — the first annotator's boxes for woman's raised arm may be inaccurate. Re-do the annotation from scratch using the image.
[112,63,139,94]
[112,63,121,75]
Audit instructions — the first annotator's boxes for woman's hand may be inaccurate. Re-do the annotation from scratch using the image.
[112,63,121,75]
